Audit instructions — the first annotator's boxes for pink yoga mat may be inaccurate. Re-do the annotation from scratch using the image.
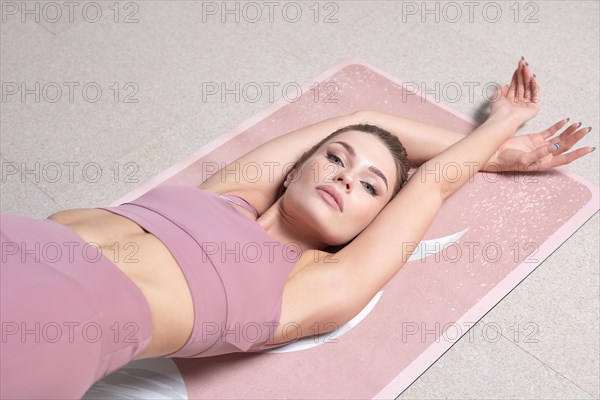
[83,58,599,399]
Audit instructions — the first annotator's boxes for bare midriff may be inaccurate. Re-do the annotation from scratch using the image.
[46,207,194,360]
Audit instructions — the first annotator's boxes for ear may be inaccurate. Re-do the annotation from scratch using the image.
[283,168,297,188]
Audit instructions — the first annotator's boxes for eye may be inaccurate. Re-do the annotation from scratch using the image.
[362,182,378,196]
[326,152,344,166]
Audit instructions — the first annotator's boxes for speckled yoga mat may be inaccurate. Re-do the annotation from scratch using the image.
[83,58,599,400]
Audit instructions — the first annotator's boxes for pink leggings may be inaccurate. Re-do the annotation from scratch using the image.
[1,213,153,399]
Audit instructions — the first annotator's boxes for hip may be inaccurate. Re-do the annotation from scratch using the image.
[11,209,195,358]
[0,212,154,383]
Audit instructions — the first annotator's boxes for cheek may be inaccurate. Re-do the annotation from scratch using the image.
[290,163,316,187]
[300,158,340,185]
[337,198,378,237]
[320,163,340,183]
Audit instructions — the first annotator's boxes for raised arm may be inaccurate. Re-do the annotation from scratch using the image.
[330,111,525,322]
[327,59,542,324]
[336,61,549,315]
[354,109,593,172]
[200,109,473,214]
[354,110,467,164]
[270,60,542,344]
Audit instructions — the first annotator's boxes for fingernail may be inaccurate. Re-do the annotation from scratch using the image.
[578,122,582,128]
[591,147,596,152]
[565,117,570,122]
[587,126,592,132]
[533,73,536,78]
[525,61,529,66]
[521,56,524,60]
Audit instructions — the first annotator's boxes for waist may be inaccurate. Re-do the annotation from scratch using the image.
[1,212,154,378]
[97,204,230,357]
[96,203,288,356]
[47,208,187,295]
[47,207,200,357]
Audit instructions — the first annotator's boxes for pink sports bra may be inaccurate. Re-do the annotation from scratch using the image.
[99,184,301,357]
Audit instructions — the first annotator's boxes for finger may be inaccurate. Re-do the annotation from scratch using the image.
[517,59,525,102]
[540,147,597,170]
[510,57,523,98]
[547,122,586,146]
[519,142,561,165]
[552,126,593,154]
[530,75,540,104]
[523,62,533,100]
[508,71,517,98]
[540,118,570,139]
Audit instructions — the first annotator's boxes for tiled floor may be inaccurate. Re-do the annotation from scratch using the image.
[1,1,598,398]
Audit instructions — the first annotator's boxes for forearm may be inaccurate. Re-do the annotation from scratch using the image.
[357,110,468,164]
[418,110,522,199]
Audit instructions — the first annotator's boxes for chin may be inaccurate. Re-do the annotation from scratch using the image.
[289,192,356,240]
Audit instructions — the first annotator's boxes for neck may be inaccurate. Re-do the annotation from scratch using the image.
[257,198,326,254]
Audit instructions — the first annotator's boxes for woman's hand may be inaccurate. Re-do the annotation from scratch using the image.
[489,57,540,126]
[483,119,595,173]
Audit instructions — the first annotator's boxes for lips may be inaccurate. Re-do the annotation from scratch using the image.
[316,185,343,212]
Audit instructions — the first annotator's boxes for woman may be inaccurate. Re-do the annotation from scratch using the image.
[1,58,593,398]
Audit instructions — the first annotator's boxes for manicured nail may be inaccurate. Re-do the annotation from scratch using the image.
[587,126,592,132]
[521,56,524,60]
[591,147,596,152]
[525,61,529,66]
[565,117,570,122]
[578,122,582,128]
[533,73,536,78]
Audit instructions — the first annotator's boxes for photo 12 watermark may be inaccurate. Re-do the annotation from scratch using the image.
[1,161,141,185]
[403,239,540,265]
[402,80,505,104]
[201,320,341,346]
[1,82,140,104]
[201,81,340,104]
[1,1,140,24]
[2,320,142,345]
[199,240,339,264]
[1,240,141,265]
[418,160,541,184]
[200,1,340,24]
[400,1,540,24]
[400,320,540,344]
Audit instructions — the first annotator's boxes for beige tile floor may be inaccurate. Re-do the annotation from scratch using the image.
[1,1,598,398]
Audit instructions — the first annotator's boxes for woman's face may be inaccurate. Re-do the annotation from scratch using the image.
[283,131,398,246]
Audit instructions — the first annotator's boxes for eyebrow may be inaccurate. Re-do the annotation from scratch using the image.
[331,141,389,191]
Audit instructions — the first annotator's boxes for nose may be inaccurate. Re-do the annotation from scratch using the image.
[335,169,354,191]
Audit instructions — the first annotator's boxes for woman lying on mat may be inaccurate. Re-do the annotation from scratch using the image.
[1,58,594,399]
